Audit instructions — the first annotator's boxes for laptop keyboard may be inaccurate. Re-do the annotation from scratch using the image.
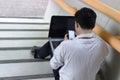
[52,41,62,49]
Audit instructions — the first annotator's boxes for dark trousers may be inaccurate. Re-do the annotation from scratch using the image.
[36,41,60,80]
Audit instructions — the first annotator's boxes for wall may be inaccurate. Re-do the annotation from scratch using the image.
[100,0,120,80]
[44,0,69,22]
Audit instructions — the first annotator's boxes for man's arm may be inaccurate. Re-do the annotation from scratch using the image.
[50,43,65,69]
[50,34,68,69]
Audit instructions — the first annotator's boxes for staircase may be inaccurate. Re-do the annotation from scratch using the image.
[0,18,102,80]
[0,19,54,80]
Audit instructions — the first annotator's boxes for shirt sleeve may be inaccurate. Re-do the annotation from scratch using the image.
[50,42,65,69]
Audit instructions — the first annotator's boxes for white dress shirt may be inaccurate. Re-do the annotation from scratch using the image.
[50,33,108,80]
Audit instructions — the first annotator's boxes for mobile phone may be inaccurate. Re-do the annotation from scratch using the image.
[68,30,75,40]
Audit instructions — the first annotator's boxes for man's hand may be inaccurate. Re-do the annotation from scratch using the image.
[64,34,69,40]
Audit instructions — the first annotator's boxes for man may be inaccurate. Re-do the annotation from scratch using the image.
[50,7,108,80]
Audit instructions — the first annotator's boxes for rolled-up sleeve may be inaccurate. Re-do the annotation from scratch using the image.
[50,42,65,69]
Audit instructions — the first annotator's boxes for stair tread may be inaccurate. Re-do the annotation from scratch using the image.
[27,78,54,80]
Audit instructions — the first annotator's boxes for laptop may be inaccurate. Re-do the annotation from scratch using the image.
[48,16,75,52]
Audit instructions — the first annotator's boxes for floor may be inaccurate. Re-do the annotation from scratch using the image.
[0,0,48,17]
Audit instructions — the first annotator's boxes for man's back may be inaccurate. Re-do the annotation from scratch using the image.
[50,7,108,80]
[50,33,108,80]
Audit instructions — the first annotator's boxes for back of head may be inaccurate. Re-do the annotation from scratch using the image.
[75,7,97,30]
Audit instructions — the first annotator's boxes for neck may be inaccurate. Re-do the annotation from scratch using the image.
[77,29,92,35]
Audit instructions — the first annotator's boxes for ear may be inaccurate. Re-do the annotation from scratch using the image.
[75,21,79,28]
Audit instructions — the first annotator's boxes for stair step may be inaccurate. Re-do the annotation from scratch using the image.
[0,61,52,77]
[0,23,49,29]
[0,31,48,38]
[28,78,54,80]
[0,50,50,60]
[0,50,33,60]
[0,40,48,47]
[0,74,54,80]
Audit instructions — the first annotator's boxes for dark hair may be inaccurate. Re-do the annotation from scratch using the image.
[75,7,97,29]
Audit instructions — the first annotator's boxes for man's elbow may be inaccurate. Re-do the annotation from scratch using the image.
[50,60,59,69]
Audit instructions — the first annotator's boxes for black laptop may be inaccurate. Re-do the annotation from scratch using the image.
[49,16,75,52]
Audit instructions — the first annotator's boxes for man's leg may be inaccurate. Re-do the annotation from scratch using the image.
[31,41,50,59]
[53,66,62,80]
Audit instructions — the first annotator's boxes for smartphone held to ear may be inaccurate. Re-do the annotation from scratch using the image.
[68,30,75,40]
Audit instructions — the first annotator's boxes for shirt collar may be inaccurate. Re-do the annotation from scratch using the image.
[75,33,94,39]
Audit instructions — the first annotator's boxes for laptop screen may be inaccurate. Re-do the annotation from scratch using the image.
[48,16,75,38]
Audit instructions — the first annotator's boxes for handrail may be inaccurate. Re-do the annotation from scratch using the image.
[54,0,120,53]
[115,36,120,40]
[82,0,120,25]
